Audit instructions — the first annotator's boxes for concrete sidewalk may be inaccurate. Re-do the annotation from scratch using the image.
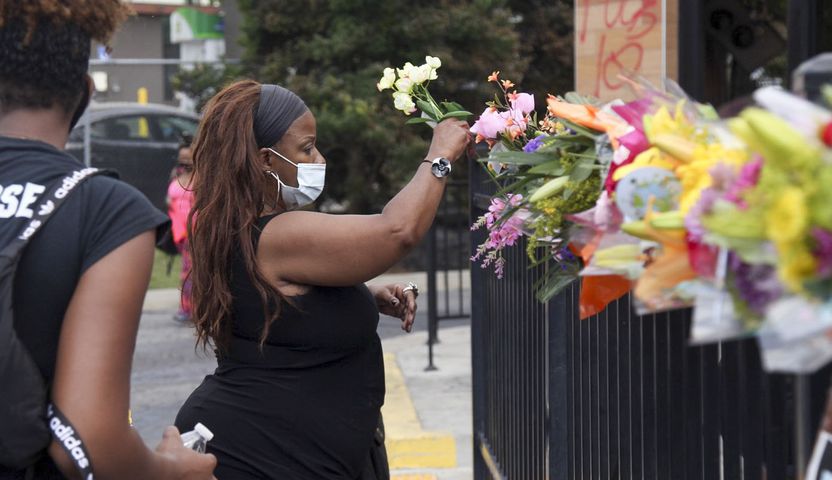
[136,271,472,480]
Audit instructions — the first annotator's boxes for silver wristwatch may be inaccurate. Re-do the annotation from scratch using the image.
[425,157,452,178]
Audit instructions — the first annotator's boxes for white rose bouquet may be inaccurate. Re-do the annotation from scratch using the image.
[377,55,472,126]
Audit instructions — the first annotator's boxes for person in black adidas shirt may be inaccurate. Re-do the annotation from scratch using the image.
[0,2,216,479]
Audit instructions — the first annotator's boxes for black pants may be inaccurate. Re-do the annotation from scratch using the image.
[359,415,389,480]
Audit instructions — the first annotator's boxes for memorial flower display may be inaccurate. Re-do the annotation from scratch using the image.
[379,58,832,372]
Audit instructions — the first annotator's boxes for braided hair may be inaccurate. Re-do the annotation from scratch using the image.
[0,1,131,113]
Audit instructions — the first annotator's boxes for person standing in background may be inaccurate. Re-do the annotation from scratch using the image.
[168,135,195,323]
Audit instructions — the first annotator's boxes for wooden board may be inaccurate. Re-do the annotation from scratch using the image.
[575,0,679,102]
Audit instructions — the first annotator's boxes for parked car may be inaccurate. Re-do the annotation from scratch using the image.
[66,102,200,211]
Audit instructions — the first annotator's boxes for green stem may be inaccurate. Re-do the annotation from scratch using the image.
[422,86,444,117]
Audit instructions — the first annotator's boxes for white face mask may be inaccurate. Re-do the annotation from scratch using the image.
[267,148,326,209]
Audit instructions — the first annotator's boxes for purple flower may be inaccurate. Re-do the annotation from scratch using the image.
[470,193,527,278]
[708,163,737,191]
[523,134,548,153]
[812,228,832,277]
[730,253,783,316]
[685,187,720,242]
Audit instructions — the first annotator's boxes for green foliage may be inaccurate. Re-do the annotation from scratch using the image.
[236,0,534,213]
[171,63,242,113]
[506,0,574,98]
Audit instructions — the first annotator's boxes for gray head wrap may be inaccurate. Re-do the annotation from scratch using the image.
[253,84,309,148]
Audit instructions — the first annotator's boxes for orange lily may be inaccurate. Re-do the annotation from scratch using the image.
[546,96,630,145]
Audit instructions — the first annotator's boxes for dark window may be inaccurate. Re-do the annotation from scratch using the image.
[91,116,155,142]
[151,115,199,143]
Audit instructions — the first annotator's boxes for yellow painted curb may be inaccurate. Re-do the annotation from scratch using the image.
[381,353,457,470]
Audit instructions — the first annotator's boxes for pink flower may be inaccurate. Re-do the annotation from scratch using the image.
[724,156,763,209]
[470,194,526,278]
[470,107,507,140]
[509,92,535,115]
[611,98,653,130]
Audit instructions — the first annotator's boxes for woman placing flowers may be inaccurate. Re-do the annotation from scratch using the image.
[175,80,469,479]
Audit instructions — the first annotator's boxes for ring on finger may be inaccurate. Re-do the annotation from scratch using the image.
[402,282,419,298]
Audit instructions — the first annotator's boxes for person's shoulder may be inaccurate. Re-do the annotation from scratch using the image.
[77,174,166,225]
[82,174,151,204]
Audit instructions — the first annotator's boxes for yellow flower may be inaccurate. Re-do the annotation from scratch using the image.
[676,143,747,213]
[777,243,816,292]
[766,187,808,244]
[645,104,694,140]
[611,147,678,182]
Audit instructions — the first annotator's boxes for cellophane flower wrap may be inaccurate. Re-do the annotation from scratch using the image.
[380,58,832,371]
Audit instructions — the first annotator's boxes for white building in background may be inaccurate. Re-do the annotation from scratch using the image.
[89,0,241,106]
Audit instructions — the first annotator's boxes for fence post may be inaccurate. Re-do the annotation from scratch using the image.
[548,279,572,480]
[794,375,814,480]
[425,223,439,371]
[469,156,488,478]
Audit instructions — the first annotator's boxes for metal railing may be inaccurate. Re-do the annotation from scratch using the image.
[469,158,832,479]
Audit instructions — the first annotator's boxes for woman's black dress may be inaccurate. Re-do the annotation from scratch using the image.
[175,216,385,479]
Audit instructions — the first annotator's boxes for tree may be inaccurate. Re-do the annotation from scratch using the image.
[507,0,574,99]
[171,63,242,113]
[237,0,528,213]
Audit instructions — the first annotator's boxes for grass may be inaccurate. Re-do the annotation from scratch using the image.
[149,249,183,290]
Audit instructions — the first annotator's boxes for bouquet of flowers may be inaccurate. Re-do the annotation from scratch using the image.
[466,72,629,302]
[377,56,472,125]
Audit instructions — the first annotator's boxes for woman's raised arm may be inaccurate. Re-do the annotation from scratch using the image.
[259,118,470,287]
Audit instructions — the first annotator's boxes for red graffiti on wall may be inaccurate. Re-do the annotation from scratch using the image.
[578,0,659,97]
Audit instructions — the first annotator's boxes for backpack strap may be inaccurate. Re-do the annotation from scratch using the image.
[0,167,110,267]
[0,167,110,479]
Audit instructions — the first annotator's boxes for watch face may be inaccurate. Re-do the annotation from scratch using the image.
[432,158,451,177]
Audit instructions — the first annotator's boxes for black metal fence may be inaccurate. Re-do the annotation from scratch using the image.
[469,158,832,479]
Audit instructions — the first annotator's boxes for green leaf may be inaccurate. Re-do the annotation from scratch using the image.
[558,118,602,139]
[527,160,566,176]
[405,117,431,125]
[495,176,539,197]
[569,158,596,183]
[490,151,554,166]
[533,265,579,302]
[416,99,441,119]
[441,101,466,112]
[440,110,474,119]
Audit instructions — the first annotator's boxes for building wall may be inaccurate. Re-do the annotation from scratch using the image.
[90,15,167,104]
[223,0,243,61]
[90,1,241,106]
